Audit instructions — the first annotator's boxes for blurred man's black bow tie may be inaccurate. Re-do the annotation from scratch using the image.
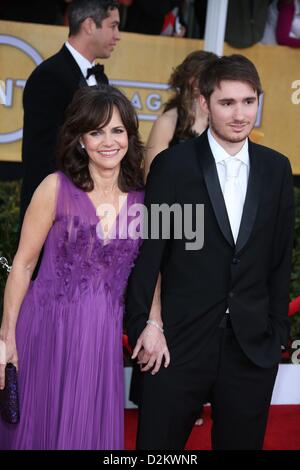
[86,64,108,83]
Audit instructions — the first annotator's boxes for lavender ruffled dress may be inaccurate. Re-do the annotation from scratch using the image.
[0,172,143,449]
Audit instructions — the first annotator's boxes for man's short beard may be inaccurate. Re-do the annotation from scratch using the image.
[210,122,253,144]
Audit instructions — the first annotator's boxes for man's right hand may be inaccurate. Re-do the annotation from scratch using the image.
[131,323,170,375]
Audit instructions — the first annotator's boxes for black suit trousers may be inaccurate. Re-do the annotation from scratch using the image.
[136,323,278,450]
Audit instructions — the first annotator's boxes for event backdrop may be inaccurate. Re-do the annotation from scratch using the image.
[0,20,299,173]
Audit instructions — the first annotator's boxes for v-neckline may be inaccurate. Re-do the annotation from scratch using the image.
[83,189,130,241]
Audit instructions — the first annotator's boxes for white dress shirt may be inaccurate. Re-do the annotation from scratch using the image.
[207,128,250,315]
[65,41,97,86]
[207,128,250,208]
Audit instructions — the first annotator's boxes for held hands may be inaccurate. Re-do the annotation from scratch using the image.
[0,337,18,390]
[131,321,170,375]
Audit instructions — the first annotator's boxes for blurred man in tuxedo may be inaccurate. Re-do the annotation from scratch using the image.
[20,0,120,221]
[126,54,294,450]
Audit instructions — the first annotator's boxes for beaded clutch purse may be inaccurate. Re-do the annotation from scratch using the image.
[0,363,20,424]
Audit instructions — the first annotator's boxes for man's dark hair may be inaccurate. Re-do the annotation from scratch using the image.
[68,0,119,36]
[199,54,263,102]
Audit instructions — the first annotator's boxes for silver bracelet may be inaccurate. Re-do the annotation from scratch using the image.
[146,319,164,333]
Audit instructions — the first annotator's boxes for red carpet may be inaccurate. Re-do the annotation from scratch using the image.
[125,405,300,450]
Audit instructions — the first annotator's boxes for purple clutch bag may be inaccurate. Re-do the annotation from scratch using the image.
[0,363,20,424]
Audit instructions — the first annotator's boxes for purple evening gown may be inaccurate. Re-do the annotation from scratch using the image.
[0,172,144,450]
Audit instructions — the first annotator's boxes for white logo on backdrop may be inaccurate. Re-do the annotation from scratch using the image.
[0,34,43,143]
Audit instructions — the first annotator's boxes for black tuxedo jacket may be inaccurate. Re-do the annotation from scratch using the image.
[20,45,108,221]
[125,131,294,368]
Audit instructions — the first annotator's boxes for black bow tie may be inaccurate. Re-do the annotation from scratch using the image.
[86,63,108,84]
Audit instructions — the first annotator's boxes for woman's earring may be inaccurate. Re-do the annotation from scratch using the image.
[80,142,85,149]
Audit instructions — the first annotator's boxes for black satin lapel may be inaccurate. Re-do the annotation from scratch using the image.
[196,134,234,247]
[235,141,262,253]
[78,76,88,88]
[61,45,87,88]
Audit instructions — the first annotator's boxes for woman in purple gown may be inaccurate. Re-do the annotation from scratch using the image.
[0,85,144,449]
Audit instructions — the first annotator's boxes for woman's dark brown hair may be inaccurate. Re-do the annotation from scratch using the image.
[164,50,217,139]
[57,85,144,192]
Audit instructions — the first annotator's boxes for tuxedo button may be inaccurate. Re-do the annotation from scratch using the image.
[232,258,240,265]
[229,292,234,298]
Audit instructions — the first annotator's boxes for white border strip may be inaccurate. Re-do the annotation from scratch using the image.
[110,79,169,90]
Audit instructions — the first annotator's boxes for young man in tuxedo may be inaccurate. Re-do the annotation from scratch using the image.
[125,54,295,450]
[20,0,120,222]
